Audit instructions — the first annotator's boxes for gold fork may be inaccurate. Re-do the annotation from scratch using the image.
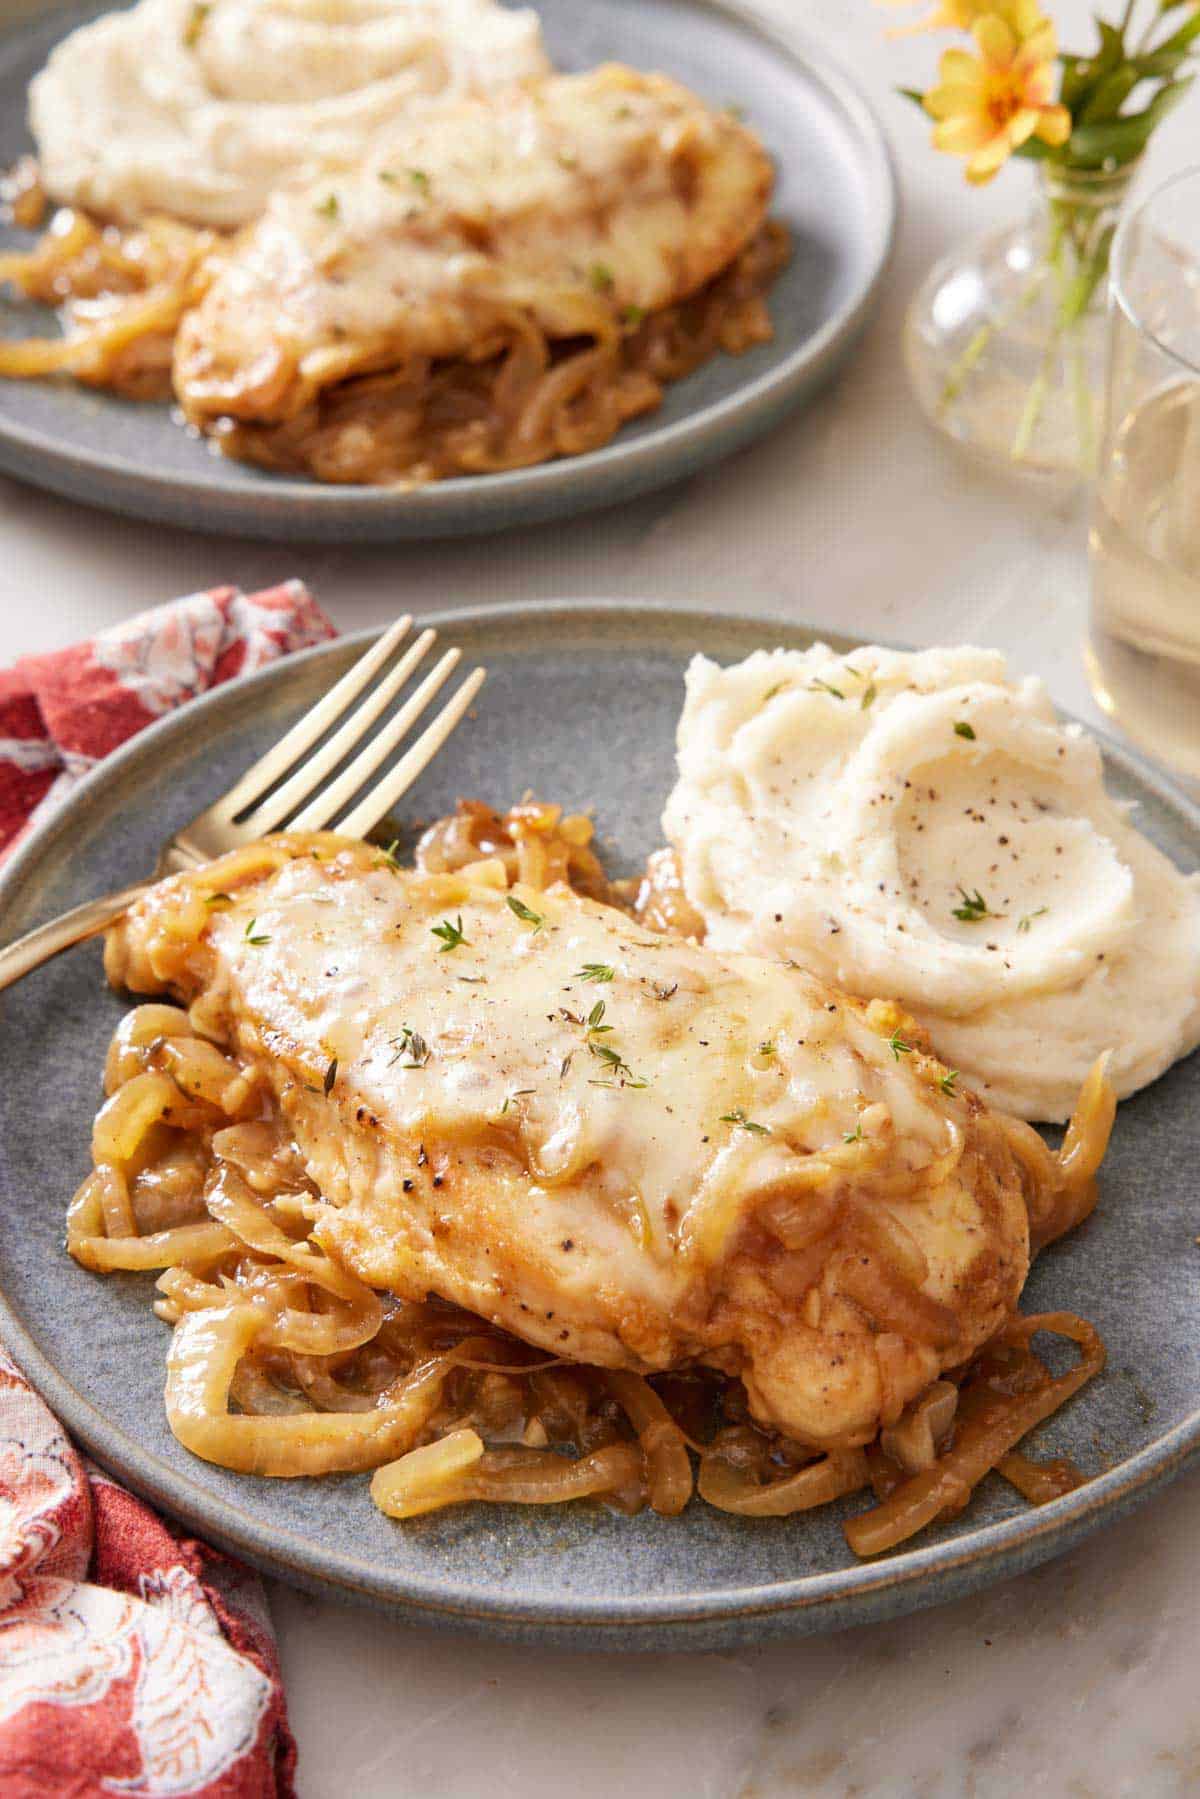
[0,617,485,993]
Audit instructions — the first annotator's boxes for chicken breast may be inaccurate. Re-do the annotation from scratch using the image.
[107,835,1033,1449]
[173,64,774,428]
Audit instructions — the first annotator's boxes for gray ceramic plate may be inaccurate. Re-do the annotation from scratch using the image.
[2,602,1198,1650]
[0,0,895,542]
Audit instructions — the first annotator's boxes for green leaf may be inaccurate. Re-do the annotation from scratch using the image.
[1156,7,1200,56]
[897,86,925,108]
[1066,75,1194,166]
[1060,21,1126,113]
[1012,137,1054,162]
[1078,65,1142,123]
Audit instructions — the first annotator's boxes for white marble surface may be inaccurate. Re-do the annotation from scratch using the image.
[3,1,1200,1793]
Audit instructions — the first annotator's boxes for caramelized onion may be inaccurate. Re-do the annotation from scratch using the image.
[700,1447,869,1516]
[844,1313,1104,1556]
[607,1372,694,1516]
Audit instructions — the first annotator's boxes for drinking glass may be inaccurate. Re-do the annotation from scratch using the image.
[1087,165,1200,785]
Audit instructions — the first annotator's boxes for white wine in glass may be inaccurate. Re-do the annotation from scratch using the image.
[1088,168,1200,786]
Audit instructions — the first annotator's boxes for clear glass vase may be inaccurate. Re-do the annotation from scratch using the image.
[904,162,1139,482]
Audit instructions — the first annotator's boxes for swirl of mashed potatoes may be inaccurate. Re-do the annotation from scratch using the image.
[663,644,1200,1122]
[28,0,550,229]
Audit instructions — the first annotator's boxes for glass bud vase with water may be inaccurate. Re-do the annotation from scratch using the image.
[1087,166,1200,786]
[906,162,1138,481]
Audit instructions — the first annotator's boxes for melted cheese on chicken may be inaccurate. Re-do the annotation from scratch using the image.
[109,839,1031,1446]
[173,65,774,424]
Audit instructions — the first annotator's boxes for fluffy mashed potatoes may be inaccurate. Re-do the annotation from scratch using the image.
[29,0,550,229]
[662,644,1200,1122]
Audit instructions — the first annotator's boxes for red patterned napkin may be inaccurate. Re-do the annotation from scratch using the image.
[0,579,333,864]
[0,580,336,1796]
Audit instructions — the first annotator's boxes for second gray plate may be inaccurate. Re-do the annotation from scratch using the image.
[0,0,896,541]
[1,603,1199,1649]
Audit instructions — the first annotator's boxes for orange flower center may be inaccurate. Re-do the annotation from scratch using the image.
[985,76,1023,131]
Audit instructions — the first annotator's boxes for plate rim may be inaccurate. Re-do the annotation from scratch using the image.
[2,596,1198,1645]
[0,0,899,539]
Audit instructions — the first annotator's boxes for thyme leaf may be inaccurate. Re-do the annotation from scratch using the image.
[720,1107,769,1134]
[431,914,468,952]
[577,963,614,983]
[952,886,991,923]
[506,895,545,932]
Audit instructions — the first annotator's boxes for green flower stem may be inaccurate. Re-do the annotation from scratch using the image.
[936,262,1052,415]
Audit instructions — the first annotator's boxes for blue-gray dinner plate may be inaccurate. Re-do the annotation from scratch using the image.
[0,0,896,542]
[2,602,1197,1649]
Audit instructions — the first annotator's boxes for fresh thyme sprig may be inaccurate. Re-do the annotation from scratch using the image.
[506,895,546,931]
[431,915,468,952]
[388,1025,430,1068]
[720,1107,770,1134]
[577,963,614,982]
[952,886,992,923]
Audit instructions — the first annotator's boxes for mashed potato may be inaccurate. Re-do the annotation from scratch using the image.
[663,644,1200,1121]
[29,0,550,229]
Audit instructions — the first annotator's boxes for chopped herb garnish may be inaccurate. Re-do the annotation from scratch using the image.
[720,1107,769,1134]
[843,1122,864,1144]
[243,917,271,946]
[315,193,340,220]
[183,1,210,48]
[808,678,844,701]
[388,1025,430,1068]
[379,169,399,186]
[375,839,402,875]
[621,304,645,328]
[586,999,611,1034]
[861,681,878,711]
[500,1089,535,1114]
[560,1051,574,1080]
[940,1069,960,1095]
[757,1041,776,1058]
[409,168,430,192]
[952,885,992,923]
[578,963,614,983]
[431,914,468,952]
[506,894,545,931]
[1018,907,1048,933]
[588,1040,646,1087]
[323,1057,338,1097]
[954,720,977,740]
[204,891,233,909]
[590,261,615,293]
[888,1028,913,1060]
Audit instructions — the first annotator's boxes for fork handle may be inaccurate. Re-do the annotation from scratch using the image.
[0,881,154,994]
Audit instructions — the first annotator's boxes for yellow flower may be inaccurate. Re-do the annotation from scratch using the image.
[881,0,1044,34]
[923,13,1071,184]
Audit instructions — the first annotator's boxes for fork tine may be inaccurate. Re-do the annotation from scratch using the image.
[288,648,465,832]
[242,628,438,835]
[212,615,413,820]
[338,668,487,841]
